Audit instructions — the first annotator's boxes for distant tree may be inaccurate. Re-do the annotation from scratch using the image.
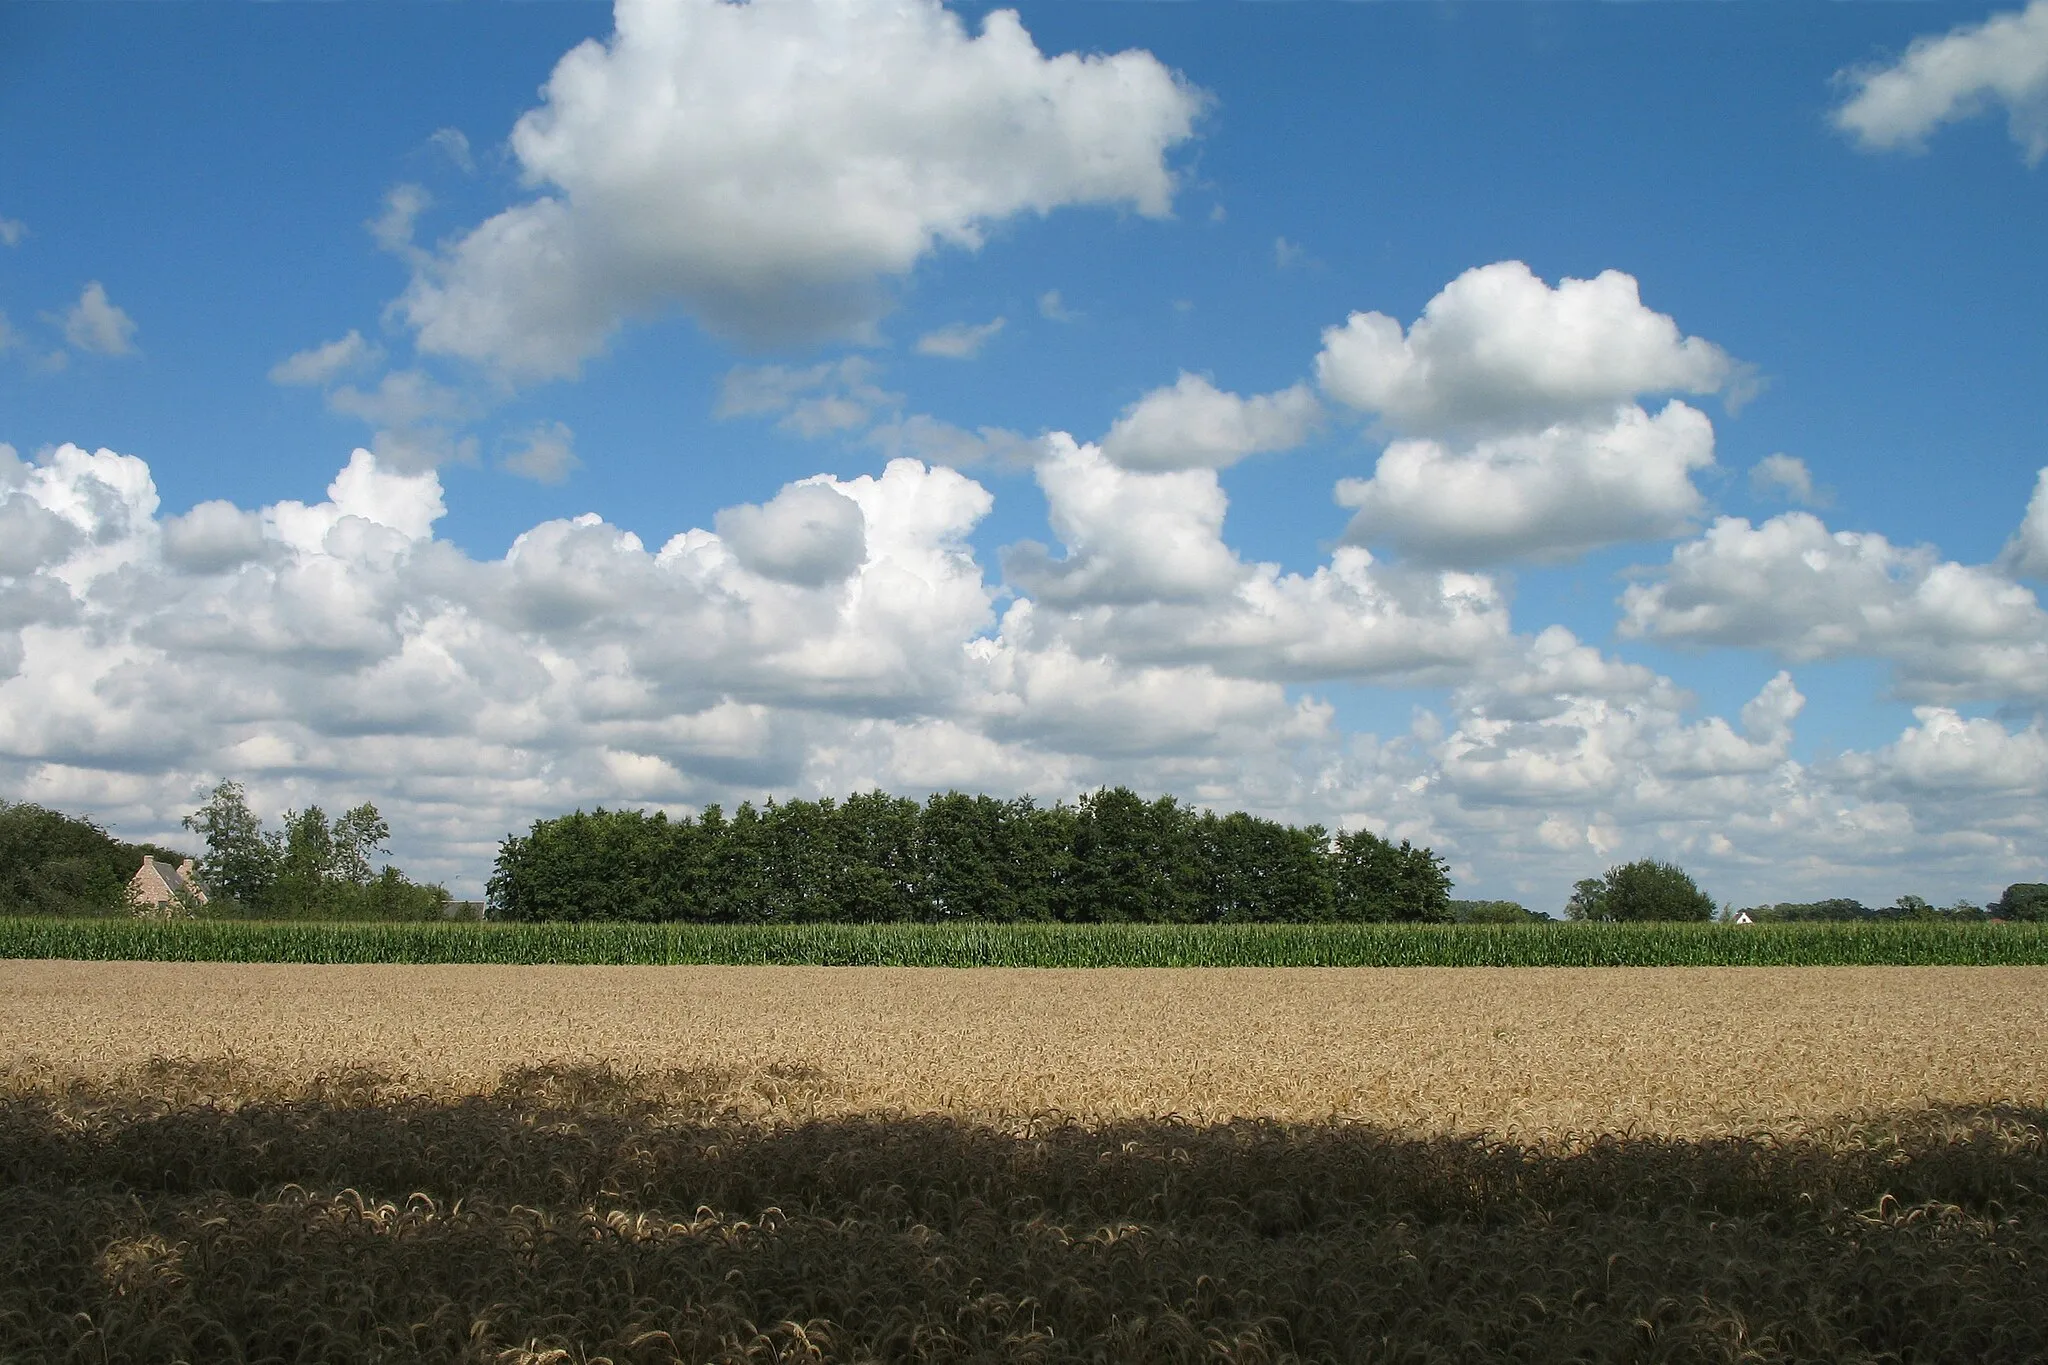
[356,864,452,921]
[182,781,277,909]
[183,784,444,920]
[1570,860,1714,921]
[1564,878,1609,921]
[1013,800,1078,922]
[1750,898,1873,922]
[918,791,1023,921]
[1992,883,2048,921]
[1451,899,1541,924]
[0,801,137,915]
[488,808,677,922]
[1195,811,1335,923]
[754,797,839,922]
[1065,787,1199,923]
[1332,828,1451,922]
[270,805,339,918]
[331,803,392,887]
[833,790,923,922]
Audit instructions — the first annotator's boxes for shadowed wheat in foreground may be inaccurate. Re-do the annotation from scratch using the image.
[2,1062,2044,1363]
[3,964,2046,1361]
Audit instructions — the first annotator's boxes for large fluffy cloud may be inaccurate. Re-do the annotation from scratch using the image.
[1314,263,1736,567]
[1435,630,1802,810]
[1314,261,1733,437]
[1336,401,1716,566]
[714,481,868,587]
[1833,0,2048,164]
[398,0,1205,377]
[1004,435,1244,606]
[4,439,2042,906]
[1003,436,1511,682]
[1620,510,2048,702]
[1851,707,2048,795]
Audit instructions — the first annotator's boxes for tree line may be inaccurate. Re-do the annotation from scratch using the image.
[488,787,1453,924]
[181,782,450,920]
[1734,890,2045,922]
[1563,859,2048,923]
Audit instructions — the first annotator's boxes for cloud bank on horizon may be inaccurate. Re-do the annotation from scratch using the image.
[2,0,2045,907]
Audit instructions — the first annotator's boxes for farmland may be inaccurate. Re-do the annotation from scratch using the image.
[6,914,2048,966]
[3,962,2046,1361]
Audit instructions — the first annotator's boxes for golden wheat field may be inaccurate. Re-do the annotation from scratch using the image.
[4,962,2046,1362]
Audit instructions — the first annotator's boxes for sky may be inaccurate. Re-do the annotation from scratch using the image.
[3,0,2047,910]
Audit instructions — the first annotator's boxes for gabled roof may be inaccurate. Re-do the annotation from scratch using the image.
[133,856,205,901]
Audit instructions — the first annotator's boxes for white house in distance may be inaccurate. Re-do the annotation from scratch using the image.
[130,856,207,911]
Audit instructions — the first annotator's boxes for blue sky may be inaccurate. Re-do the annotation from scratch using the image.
[3,0,2046,908]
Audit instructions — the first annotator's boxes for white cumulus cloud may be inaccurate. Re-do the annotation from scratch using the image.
[1100,373,1322,471]
[1833,0,2048,164]
[1621,510,2048,702]
[1314,261,1733,436]
[1855,707,2048,794]
[323,369,478,473]
[1004,435,1512,683]
[1308,262,1740,566]
[429,127,475,174]
[715,481,869,586]
[1003,435,1245,606]
[1336,401,1716,567]
[396,0,1205,378]
[162,501,270,575]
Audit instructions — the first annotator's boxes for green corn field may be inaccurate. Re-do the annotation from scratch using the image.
[4,917,2046,966]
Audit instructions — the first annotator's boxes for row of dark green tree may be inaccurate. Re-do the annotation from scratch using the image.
[1734,890,2047,922]
[181,782,450,920]
[488,788,1452,923]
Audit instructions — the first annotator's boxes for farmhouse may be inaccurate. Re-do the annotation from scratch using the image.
[130,856,206,910]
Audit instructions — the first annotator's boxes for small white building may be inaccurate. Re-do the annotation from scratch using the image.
[130,856,207,911]
[1732,910,1754,925]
